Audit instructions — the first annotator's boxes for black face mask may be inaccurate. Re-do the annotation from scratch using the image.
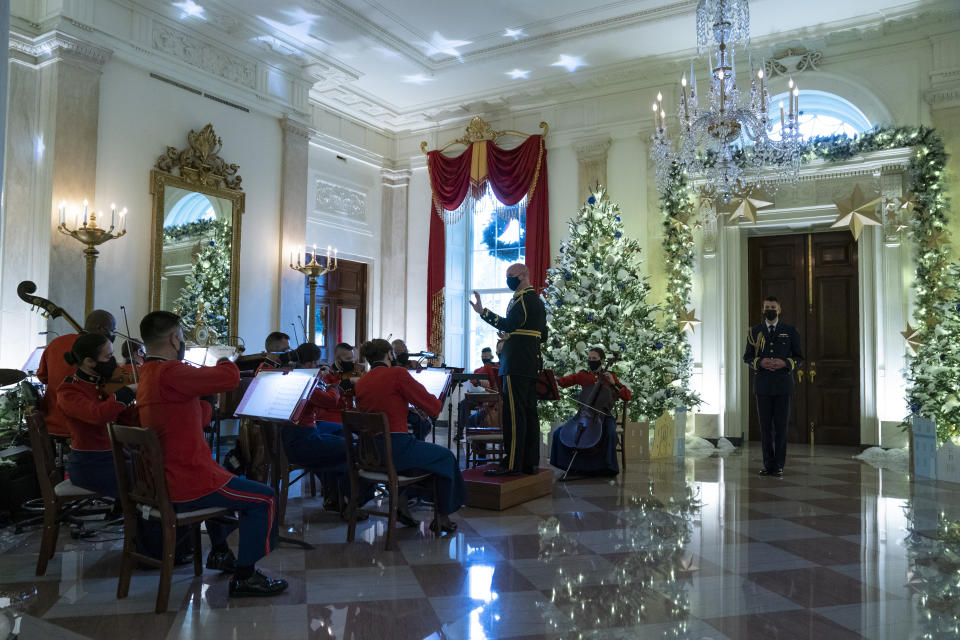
[506,276,521,291]
[764,309,778,321]
[587,360,602,371]
[177,340,186,361]
[339,360,355,374]
[397,353,410,365]
[481,357,493,365]
[94,356,117,380]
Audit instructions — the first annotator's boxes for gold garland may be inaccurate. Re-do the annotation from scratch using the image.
[429,288,445,361]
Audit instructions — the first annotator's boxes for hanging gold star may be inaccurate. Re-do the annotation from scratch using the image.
[898,191,917,213]
[830,184,881,241]
[678,308,701,334]
[923,230,950,250]
[901,321,922,353]
[724,188,773,223]
[670,216,689,231]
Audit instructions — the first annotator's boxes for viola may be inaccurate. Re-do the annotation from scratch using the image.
[101,364,138,396]
[558,355,620,452]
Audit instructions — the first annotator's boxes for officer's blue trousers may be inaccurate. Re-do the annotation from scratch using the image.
[385,433,464,515]
[756,394,790,471]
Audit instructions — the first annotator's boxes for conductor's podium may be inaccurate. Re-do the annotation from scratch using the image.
[462,463,553,510]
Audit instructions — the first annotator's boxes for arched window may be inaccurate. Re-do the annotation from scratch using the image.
[163,192,217,228]
[767,90,872,141]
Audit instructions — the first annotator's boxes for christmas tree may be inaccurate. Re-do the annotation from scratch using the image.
[906,262,960,442]
[167,219,233,339]
[541,187,697,427]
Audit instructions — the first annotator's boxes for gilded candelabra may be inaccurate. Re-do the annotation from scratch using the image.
[290,245,338,343]
[57,200,127,317]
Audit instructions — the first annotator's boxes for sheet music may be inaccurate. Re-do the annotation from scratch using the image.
[408,367,452,401]
[22,347,45,373]
[185,345,238,367]
[234,369,319,421]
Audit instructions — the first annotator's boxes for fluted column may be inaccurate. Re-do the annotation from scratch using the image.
[379,167,411,340]
[573,135,611,200]
[0,30,111,366]
[278,117,311,343]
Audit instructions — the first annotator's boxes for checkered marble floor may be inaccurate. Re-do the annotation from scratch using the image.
[1,444,957,639]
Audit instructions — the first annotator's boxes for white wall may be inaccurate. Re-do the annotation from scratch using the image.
[306,141,384,341]
[405,165,431,349]
[94,58,282,345]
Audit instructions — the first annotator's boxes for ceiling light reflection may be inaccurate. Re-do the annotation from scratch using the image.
[467,565,496,602]
[402,74,434,85]
[506,69,530,80]
[504,28,527,40]
[172,0,205,20]
[551,55,586,73]
[421,32,472,60]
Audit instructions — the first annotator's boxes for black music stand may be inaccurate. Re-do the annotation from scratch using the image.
[445,371,486,455]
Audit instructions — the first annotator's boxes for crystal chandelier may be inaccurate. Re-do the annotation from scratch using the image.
[651,0,802,203]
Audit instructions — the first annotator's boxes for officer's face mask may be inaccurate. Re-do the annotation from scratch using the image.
[763,309,778,321]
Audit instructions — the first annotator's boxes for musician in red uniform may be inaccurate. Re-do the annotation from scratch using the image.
[57,333,138,496]
[137,311,286,598]
[317,343,360,424]
[281,342,371,518]
[37,309,116,437]
[354,338,464,534]
[549,347,631,477]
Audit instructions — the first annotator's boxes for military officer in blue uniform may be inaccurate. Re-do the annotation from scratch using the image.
[470,263,547,477]
[742,296,803,477]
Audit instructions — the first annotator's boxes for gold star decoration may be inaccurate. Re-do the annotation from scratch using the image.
[901,321,922,353]
[898,191,917,213]
[678,308,701,334]
[885,207,909,233]
[724,188,773,224]
[923,230,950,250]
[830,184,881,241]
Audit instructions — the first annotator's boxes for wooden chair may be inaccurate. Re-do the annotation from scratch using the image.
[615,399,629,472]
[269,422,323,525]
[107,424,231,614]
[341,411,438,550]
[26,411,104,576]
[460,391,505,468]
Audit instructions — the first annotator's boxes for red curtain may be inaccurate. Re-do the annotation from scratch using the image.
[426,135,549,357]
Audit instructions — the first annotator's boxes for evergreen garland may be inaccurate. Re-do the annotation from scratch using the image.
[657,125,956,442]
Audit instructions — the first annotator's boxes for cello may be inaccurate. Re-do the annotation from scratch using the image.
[557,354,620,479]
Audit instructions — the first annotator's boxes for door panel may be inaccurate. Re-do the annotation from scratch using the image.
[746,231,859,446]
[308,259,367,362]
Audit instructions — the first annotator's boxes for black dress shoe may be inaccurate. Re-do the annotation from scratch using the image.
[229,570,289,598]
[206,548,237,573]
[484,467,521,477]
[174,552,194,566]
[758,468,773,476]
[395,509,418,527]
[773,468,784,478]
[521,467,539,475]
[429,518,458,535]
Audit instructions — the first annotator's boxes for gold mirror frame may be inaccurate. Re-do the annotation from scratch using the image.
[149,124,245,341]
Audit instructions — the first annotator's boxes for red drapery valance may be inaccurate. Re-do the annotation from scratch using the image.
[426,134,550,358]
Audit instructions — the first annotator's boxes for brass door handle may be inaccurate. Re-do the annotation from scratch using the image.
[797,370,804,383]
[809,362,816,383]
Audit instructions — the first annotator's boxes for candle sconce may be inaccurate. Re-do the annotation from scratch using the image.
[57,200,127,317]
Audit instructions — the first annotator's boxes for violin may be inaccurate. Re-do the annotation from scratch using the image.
[101,364,138,395]
[558,355,621,452]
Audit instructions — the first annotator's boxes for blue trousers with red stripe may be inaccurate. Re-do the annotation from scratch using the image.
[175,476,278,567]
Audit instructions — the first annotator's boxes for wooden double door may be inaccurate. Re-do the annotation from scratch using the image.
[307,259,367,363]
[747,231,860,446]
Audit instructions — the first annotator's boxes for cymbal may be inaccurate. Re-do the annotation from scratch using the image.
[0,369,27,386]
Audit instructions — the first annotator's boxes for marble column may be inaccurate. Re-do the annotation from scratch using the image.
[573,135,611,201]
[0,30,111,367]
[379,167,411,340]
[278,117,311,344]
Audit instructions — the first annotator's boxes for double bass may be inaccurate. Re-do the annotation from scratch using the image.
[557,355,620,473]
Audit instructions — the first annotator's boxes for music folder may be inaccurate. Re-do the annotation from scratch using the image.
[408,367,453,407]
[233,368,322,423]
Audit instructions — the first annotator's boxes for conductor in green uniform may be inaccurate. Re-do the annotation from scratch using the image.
[470,263,547,477]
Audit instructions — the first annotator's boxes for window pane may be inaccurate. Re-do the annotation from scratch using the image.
[467,291,514,371]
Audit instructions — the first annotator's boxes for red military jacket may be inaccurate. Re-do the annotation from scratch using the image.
[292,383,340,427]
[57,371,139,451]
[37,333,79,437]
[136,358,239,502]
[473,362,501,391]
[557,370,632,402]
[316,370,360,424]
[355,364,442,433]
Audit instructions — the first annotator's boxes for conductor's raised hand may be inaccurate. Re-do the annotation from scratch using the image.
[470,291,484,314]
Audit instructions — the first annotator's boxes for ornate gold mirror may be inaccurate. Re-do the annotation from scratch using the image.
[149,124,244,342]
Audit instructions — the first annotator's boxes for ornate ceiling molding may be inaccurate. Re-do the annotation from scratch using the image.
[152,22,256,90]
[314,178,367,221]
[280,117,313,140]
[8,30,112,69]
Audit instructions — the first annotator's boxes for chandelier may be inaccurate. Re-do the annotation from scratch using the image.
[651,0,802,203]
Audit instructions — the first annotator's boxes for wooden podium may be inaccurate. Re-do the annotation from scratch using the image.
[462,464,553,510]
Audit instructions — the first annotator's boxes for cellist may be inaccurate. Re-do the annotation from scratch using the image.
[549,347,630,477]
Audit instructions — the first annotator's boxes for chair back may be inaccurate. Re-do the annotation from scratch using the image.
[107,424,175,522]
[26,411,60,506]
[341,411,397,485]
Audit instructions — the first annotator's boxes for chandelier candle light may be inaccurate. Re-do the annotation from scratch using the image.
[57,199,128,317]
[290,245,338,343]
[652,0,802,203]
